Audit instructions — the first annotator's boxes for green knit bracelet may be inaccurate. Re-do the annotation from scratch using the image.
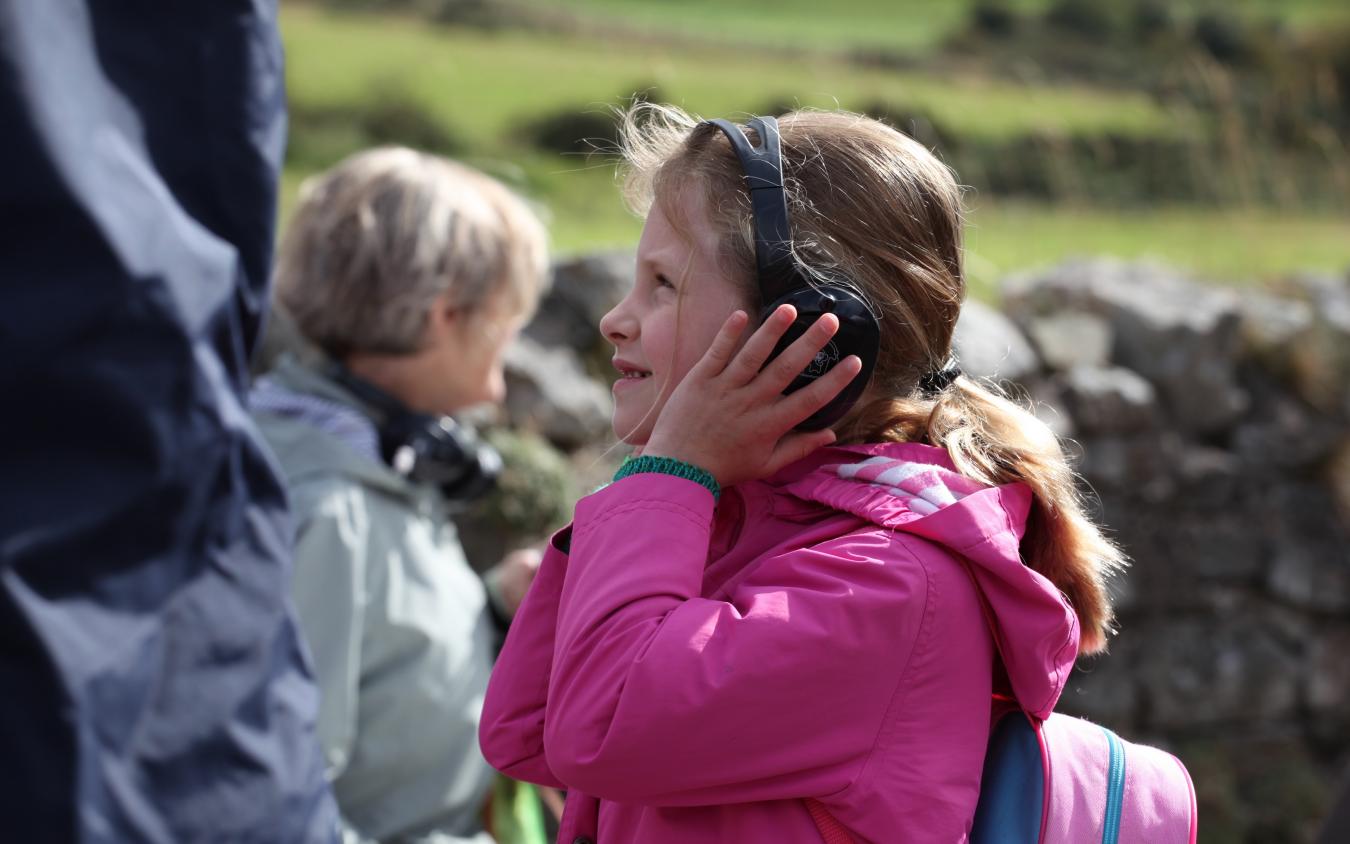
[613,455,721,502]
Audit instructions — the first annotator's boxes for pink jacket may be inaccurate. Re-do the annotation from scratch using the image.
[480,442,1079,843]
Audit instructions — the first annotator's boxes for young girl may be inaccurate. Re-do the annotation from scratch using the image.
[479,106,1124,843]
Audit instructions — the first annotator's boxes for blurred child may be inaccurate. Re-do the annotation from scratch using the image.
[254,147,549,843]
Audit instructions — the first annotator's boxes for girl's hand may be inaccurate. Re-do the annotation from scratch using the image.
[640,304,863,488]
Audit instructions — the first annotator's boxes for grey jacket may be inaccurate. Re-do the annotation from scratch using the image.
[252,357,497,844]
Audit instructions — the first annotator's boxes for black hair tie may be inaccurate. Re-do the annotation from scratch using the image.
[919,360,962,398]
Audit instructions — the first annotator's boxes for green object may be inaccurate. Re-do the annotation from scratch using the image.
[490,776,549,844]
[613,455,721,502]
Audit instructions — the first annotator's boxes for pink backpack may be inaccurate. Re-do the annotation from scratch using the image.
[805,703,1197,842]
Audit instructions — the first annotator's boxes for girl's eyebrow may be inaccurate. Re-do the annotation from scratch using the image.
[639,247,674,266]
[638,251,680,276]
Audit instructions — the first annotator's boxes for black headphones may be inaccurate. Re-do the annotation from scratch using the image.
[701,116,880,431]
[329,364,501,503]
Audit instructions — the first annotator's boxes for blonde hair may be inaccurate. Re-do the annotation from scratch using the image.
[617,104,1125,654]
[275,146,549,358]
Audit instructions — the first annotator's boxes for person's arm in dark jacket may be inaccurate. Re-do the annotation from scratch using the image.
[0,2,336,840]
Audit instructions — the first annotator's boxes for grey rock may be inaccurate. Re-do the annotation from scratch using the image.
[1332,437,1350,530]
[524,250,635,357]
[1267,541,1350,613]
[1003,258,1249,434]
[1099,488,1266,611]
[503,335,613,451]
[1232,392,1343,472]
[1173,445,1245,510]
[1288,270,1350,320]
[1058,365,1157,435]
[1076,432,1181,498]
[1236,289,1314,371]
[1265,483,1350,612]
[1285,272,1350,415]
[1309,625,1350,715]
[1167,513,1266,583]
[1025,311,1113,371]
[951,298,1039,382]
[1137,617,1301,729]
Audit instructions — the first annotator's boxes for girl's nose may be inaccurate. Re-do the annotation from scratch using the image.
[599,299,635,344]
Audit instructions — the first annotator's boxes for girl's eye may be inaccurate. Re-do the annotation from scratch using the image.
[655,273,675,290]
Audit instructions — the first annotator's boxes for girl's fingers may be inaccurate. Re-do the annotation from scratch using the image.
[779,354,864,422]
[758,312,842,394]
[726,304,798,384]
[694,310,751,375]
[766,427,837,475]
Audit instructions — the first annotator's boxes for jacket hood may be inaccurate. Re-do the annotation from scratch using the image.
[771,442,1079,719]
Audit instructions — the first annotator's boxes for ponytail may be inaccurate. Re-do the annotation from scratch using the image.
[839,377,1126,655]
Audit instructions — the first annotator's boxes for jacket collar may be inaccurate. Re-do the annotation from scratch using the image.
[252,355,420,501]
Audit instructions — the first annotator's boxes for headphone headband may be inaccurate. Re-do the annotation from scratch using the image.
[704,117,798,302]
[696,115,882,432]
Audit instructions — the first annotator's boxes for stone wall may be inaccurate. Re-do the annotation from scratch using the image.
[994,259,1350,843]
[474,254,1350,843]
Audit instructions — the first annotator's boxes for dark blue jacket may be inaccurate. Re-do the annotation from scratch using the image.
[0,1,336,840]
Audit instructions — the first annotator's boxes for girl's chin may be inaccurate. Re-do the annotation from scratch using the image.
[614,430,649,447]
[611,419,650,447]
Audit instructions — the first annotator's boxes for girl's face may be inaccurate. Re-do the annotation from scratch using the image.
[599,190,754,446]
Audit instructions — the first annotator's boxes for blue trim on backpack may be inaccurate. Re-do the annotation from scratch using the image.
[1101,726,1126,844]
[970,714,1044,843]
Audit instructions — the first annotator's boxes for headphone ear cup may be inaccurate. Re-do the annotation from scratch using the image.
[379,412,501,503]
[330,363,499,502]
[760,283,880,431]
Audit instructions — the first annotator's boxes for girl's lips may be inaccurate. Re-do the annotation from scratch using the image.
[612,373,651,393]
[611,358,653,393]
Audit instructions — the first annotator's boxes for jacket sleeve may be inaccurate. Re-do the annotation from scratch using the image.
[288,486,370,781]
[540,473,926,806]
[478,528,572,789]
[0,1,336,838]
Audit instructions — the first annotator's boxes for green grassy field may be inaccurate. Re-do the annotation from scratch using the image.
[282,5,1186,144]
[511,0,1350,53]
[278,4,1349,292]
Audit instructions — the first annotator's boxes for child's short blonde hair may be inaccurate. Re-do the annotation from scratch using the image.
[275,146,549,358]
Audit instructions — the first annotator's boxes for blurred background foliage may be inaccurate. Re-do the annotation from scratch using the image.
[278,0,1349,296]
